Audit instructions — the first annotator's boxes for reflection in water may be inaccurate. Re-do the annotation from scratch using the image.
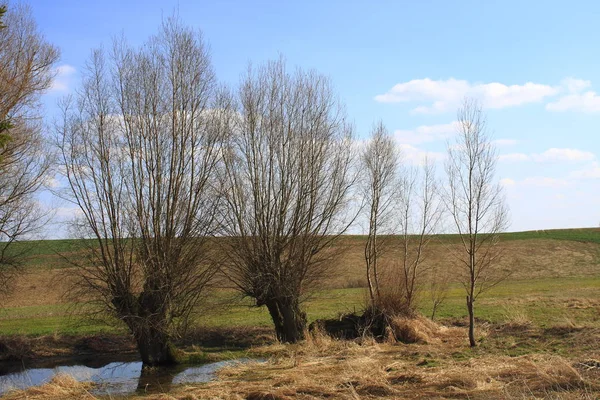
[0,359,254,396]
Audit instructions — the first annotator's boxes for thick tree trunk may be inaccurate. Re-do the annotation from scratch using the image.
[467,295,476,347]
[266,298,307,343]
[134,326,178,366]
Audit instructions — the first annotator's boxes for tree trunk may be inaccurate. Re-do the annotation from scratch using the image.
[266,298,307,343]
[467,295,476,347]
[135,326,178,366]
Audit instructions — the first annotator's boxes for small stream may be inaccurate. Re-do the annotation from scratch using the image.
[0,357,256,396]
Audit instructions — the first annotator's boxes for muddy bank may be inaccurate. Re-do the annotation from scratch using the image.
[0,326,275,368]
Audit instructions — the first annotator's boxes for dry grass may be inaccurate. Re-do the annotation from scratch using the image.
[327,238,600,289]
[1,374,96,399]
[4,321,600,399]
[387,315,443,344]
[119,322,599,399]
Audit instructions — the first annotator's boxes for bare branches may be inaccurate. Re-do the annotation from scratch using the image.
[0,2,59,126]
[444,98,509,347]
[395,158,443,315]
[361,121,398,306]
[360,121,443,322]
[0,2,57,296]
[219,58,356,343]
[56,18,222,365]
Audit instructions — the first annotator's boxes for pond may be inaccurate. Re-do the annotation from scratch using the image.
[0,357,257,396]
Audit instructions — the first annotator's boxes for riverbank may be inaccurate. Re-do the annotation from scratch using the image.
[3,318,600,399]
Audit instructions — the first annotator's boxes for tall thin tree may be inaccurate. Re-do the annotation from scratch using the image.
[362,122,398,308]
[445,98,509,347]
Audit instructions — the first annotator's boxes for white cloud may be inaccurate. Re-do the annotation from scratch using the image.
[499,153,530,162]
[545,77,600,113]
[570,162,600,179]
[500,178,516,186]
[44,177,61,189]
[54,206,83,219]
[499,148,595,163]
[398,144,445,166]
[561,77,591,94]
[375,78,558,114]
[546,91,600,113]
[531,148,595,162]
[50,64,76,93]
[393,121,458,145]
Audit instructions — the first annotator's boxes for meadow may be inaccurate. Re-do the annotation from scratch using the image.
[1,228,600,399]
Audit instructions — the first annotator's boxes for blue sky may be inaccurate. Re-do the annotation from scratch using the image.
[28,0,600,235]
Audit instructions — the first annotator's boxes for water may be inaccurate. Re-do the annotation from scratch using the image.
[0,358,255,396]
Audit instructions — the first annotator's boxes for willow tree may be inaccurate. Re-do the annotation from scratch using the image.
[0,2,57,295]
[445,98,509,347]
[56,19,224,366]
[220,59,356,343]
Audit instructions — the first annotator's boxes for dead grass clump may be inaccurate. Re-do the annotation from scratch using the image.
[433,374,478,391]
[2,374,96,400]
[501,306,533,330]
[545,318,585,336]
[388,315,441,344]
[387,372,424,385]
[294,386,337,398]
[245,391,292,400]
[497,356,587,394]
[532,358,586,391]
[355,382,397,396]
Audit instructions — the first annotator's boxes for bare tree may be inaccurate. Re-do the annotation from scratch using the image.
[219,58,356,343]
[0,2,57,295]
[362,122,398,308]
[394,159,443,316]
[56,19,224,366]
[361,123,442,323]
[445,98,509,347]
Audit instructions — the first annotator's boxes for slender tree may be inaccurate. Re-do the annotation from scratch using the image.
[56,19,224,366]
[395,158,443,316]
[219,58,356,343]
[361,122,398,308]
[445,98,509,347]
[0,1,57,296]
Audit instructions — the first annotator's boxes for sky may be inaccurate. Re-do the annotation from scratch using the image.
[24,0,600,237]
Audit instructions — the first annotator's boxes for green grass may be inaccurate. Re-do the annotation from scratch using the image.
[340,227,600,244]
[2,227,597,271]
[1,227,599,337]
[498,228,600,243]
[2,276,599,336]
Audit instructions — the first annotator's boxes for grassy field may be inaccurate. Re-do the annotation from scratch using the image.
[1,228,599,336]
[1,228,600,399]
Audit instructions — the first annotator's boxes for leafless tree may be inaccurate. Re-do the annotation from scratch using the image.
[56,19,224,366]
[445,98,509,347]
[219,58,356,343]
[362,122,398,307]
[394,158,443,316]
[361,122,443,322]
[0,2,57,295]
